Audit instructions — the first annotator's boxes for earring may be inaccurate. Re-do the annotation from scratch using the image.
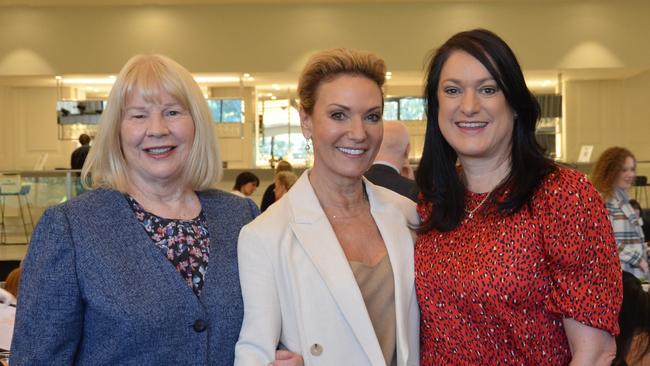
[513,111,519,120]
[305,137,312,152]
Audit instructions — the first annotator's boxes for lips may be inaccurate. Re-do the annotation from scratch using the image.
[143,146,176,158]
[337,147,365,156]
[455,121,488,129]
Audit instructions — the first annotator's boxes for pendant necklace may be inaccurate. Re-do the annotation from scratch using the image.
[465,191,492,219]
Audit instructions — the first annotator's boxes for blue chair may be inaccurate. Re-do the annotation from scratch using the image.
[0,185,34,244]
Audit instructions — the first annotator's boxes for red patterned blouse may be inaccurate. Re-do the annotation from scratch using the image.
[415,168,622,365]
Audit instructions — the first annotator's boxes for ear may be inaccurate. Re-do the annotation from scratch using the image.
[299,108,313,139]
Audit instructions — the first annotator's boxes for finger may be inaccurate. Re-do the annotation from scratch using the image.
[274,350,294,360]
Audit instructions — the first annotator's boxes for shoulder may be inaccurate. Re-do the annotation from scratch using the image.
[366,179,418,225]
[535,167,598,200]
[242,193,292,235]
[199,188,260,221]
[533,167,607,216]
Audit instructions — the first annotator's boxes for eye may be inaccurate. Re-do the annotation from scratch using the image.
[443,86,461,96]
[166,109,182,117]
[479,85,499,95]
[365,113,382,123]
[330,111,346,121]
[131,113,146,119]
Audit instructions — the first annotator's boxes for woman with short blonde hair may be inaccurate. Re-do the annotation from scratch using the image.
[12,54,302,366]
[83,54,221,191]
[236,48,419,365]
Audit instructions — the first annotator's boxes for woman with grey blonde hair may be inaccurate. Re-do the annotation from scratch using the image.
[235,48,419,365]
[11,54,302,366]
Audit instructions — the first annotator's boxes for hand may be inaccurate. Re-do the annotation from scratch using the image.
[639,258,649,274]
[268,350,304,366]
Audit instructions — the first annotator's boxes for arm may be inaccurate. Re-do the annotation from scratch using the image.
[234,225,284,365]
[608,204,647,270]
[563,318,616,366]
[10,208,83,365]
[541,172,622,361]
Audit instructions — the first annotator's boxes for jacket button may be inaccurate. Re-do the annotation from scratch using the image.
[310,343,323,356]
[193,319,207,332]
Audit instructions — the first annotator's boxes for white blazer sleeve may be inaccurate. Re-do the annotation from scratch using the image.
[234,224,282,366]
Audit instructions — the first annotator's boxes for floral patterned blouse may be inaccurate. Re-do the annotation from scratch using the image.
[415,168,622,365]
[126,194,210,297]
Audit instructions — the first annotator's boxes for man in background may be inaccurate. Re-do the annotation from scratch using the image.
[364,121,419,202]
[71,134,91,170]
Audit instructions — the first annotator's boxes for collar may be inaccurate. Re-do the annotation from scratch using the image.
[373,161,400,174]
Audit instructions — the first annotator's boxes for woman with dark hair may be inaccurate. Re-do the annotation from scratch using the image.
[415,29,622,365]
[614,271,650,366]
[592,147,648,280]
[232,171,260,198]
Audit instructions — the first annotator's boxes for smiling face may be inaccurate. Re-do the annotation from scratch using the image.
[437,50,515,165]
[616,156,636,190]
[120,89,195,190]
[300,74,384,184]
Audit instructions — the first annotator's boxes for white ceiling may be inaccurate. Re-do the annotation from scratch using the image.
[0,0,600,6]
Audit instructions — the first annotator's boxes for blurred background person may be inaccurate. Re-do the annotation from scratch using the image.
[261,160,294,212]
[272,171,297,202]
[232,171,260,198]
[235,48,419,365]
[415,29,621,365]
[613,271,650,366]
[629,199,650,247]
[593,147,649,280]
[364,121,419,202]
[11,54,301,366]
[71,133,92,195]
[70,133,91,170]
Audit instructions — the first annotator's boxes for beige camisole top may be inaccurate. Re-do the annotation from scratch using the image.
[349,255,397,366]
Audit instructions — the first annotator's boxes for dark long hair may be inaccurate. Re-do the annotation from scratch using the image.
[613,271,650,366]
[416,29,556,233]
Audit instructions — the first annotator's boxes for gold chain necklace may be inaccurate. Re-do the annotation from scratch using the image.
[465,191,492,219]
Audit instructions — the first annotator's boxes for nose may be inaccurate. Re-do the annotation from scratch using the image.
[460,90,480,116]
[146,113,170,137]
[348,116,367,141]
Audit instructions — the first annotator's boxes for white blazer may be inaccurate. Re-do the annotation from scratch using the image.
[235,172,420,366]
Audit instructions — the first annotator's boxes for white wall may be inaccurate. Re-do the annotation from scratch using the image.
[0,2,649,75]
[564,69,650,177]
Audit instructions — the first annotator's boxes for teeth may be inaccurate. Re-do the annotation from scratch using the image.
[337,147,364,155]
[457,122,488,128]
[146,147,173,155]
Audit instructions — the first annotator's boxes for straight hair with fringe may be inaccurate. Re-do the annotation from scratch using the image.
[82,54,222,192]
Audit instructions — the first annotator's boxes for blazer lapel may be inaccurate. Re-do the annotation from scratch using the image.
[288,172,386,365]
[364,180,416,364]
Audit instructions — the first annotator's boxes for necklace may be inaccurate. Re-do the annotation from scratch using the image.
[465,191,492,219]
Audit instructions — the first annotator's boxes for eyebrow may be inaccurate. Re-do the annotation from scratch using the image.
[327,103,383,113]
[124,102,182,111]
[441,77,496,84]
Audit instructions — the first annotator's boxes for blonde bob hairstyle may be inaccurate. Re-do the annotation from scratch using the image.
[298,48,386,115]
[82,54,222,191]
[274,171,298,191]
[591,146,635,201]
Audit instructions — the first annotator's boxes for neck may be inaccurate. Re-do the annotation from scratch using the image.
[460,155,511,193]
[126,177,199,219]
[308,169,366,209]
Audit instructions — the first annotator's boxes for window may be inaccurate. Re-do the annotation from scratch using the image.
[207,99,243,123]
[256,99,308,166]
[383,97,425,121]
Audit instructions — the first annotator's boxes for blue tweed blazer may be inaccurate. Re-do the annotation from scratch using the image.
[11,188,259,365]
